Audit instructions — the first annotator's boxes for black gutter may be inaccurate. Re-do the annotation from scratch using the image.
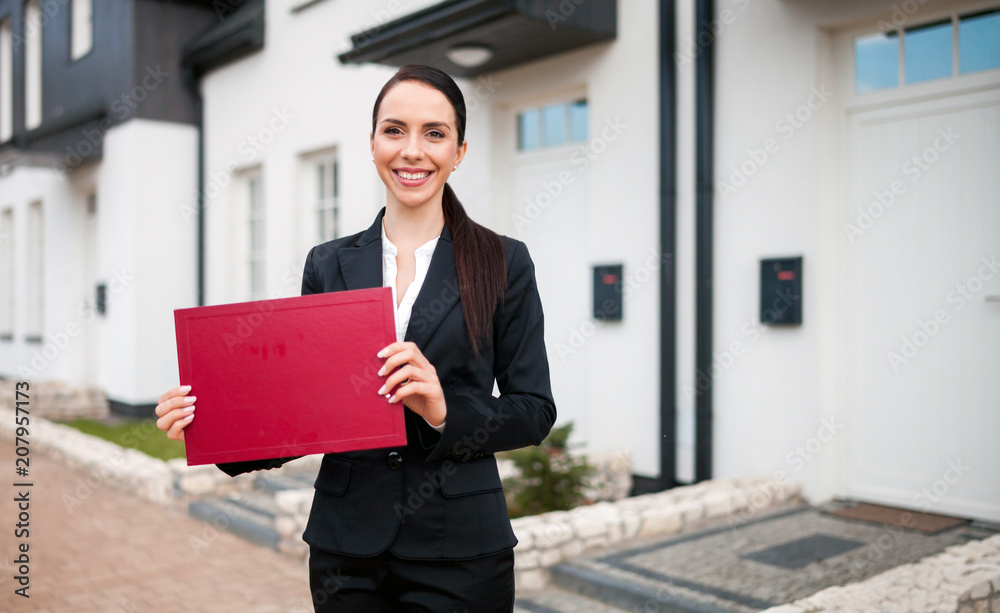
[694,0,715,482]
[181,63,206,307]
[657,0,679,493]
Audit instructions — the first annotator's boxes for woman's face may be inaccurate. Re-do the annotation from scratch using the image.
[371,80,467,211]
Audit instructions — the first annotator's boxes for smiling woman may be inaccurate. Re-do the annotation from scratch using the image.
[154,64,556,613]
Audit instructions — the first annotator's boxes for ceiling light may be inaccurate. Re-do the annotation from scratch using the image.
[446,44,494,68]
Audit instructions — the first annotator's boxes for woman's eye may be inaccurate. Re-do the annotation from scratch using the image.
[384,126,402,135]
[428,131,444,138]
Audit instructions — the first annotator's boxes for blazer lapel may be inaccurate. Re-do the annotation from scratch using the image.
[338,207,385,291]
[338,206,462,351]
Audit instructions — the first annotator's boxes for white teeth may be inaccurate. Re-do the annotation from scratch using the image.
[397,170,430,180]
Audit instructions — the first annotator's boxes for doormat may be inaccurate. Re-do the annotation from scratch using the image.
[828,502,968,534]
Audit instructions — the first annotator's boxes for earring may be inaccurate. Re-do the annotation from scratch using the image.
[453,165,457,171]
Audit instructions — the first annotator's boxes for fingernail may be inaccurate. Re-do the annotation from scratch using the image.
[184,396,196,403]
[377,366,386,376]
[183,405,195,413]
[377,385,386,395]
[377,348,388,358]
[388,395,397,403]
[179,385,192,394]
[184,414,194,421]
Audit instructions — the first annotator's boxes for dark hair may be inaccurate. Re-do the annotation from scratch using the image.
[372,64,506,358]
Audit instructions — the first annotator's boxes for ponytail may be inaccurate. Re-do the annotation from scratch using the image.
[442,183,506,358]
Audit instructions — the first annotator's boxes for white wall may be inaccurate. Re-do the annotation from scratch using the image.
[97,119,199,405]
[482,2,662,476]
[201,0,443,308]
[0,166,79,384]
[708,0,989,503]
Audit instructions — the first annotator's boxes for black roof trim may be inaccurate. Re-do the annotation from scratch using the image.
[182,0,265,76]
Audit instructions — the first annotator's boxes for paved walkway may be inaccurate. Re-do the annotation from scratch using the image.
[0,440,313,613]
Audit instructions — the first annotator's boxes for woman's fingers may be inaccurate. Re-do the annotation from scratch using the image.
[377,342,433,375]
[155,386,194,418]
[154,384,197,441]
[378,364,418,396]
[157,406,195,441]
[166,410,194,442]
[157,384,192,406]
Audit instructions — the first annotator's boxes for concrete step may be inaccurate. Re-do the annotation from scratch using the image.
[550,559,755,613]
[252,470,315,494]
[515,585,630,612]
[186,465,317,551]
[188,495,280,551]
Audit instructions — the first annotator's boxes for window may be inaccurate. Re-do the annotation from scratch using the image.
[24,0,41,129]
[71,0,93,60]
[855,32,899,92]
[854,8,1000,93]
[0,18,11,142]
[959,11,1000,74]
[298,148,340,255]
[26,201,42,340]
[0,208,12,339]
[518,99,588,151]
[904,20,953,84]
[247,172,265,300]
[315,155,339,242]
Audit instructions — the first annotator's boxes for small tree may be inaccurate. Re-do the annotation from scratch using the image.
[499,422,595,518]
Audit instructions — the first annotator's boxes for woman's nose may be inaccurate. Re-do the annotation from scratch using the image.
[401,135,425,160]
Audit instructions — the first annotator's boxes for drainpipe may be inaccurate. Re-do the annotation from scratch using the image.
[658,0,679,492]
[181,63,206,308]
[694,0,715,482]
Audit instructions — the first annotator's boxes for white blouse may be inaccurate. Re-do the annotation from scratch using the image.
[381,218,446,433]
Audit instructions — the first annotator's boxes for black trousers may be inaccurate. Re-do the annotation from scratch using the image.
[308,545,515,613]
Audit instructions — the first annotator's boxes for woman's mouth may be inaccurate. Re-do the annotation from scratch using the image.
[393,169,433,187]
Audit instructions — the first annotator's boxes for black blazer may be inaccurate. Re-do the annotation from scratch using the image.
[216,206,557,560]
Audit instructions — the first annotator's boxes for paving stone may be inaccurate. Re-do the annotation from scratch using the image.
[0,440,312,612]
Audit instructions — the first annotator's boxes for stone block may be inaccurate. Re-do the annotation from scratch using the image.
[561,539,585,559]
[571,515,608,540]
[702,490,734,516]
[514,548,541,570]
[275,515,299,538]
[621,512,642,540]
[637,508,682,538]
[179,472,217,496]
[515,569,550,592]
[539,547,563,567]
[275,489,314,515]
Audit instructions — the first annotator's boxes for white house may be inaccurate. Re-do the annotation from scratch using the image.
[4,0,998,522]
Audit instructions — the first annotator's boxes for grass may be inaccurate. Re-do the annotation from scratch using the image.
[63,418,187,461]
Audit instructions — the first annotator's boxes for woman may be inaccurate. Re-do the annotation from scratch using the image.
[155,64,556,612]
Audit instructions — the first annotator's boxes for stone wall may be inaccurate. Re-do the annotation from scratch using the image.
[955,574,1000,613]
[0,379,108,421]
[762,535,1000,613]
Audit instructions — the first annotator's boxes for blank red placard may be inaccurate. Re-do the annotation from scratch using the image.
[173,287,405,465]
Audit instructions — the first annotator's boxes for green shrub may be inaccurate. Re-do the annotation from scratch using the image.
[499,422,595,519]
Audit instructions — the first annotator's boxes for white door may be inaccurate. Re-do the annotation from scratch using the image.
[845,86,1000,521]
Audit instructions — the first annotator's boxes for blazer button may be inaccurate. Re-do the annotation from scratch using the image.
[386,451,402,470]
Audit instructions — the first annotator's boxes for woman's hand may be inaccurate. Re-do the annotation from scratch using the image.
[154,385,197,441]
[377,341,446,427]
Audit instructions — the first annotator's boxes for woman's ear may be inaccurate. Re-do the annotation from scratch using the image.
[370,134,375,161]
[454,140,468,169]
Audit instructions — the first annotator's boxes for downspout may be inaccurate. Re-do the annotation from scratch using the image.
[694,0,715,482]
[658,0,679,491]
[182,63,206,308]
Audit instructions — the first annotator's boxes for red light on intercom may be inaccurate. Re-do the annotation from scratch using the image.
[602,274,619,284]
[777,270,795,281]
